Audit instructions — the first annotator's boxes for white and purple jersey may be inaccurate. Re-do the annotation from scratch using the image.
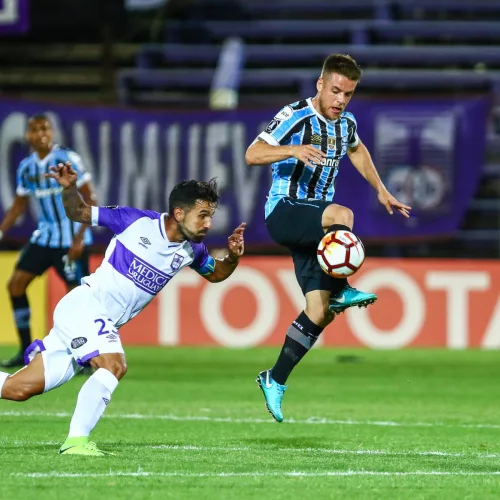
[82,206,215,328]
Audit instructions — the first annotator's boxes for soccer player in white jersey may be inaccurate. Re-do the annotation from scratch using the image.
[0,162,245,456]
[246,54,411,422]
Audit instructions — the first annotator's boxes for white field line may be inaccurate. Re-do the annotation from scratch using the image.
[1,440,498,459]
[0,440,59,446]
[2,410,500,431]
[150,444,500,459]
[11,470,500,479]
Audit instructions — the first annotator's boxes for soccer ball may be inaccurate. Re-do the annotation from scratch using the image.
[317,230,365,278]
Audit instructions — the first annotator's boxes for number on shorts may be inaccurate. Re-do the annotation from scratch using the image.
[94,318,118,336]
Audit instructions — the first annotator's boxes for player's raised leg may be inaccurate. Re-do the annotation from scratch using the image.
[257,290,333,422]
[59,352,125,457]
[321,204,377,313]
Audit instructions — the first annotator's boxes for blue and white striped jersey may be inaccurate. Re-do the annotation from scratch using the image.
[257,98,359,218]
[16,144,93,248]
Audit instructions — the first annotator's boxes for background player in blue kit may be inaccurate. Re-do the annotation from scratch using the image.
[0,162,246,456]
[246,54,411,422]
[0,114,96,368]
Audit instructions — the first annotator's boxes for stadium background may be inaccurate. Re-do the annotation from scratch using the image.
[1,0,500,349]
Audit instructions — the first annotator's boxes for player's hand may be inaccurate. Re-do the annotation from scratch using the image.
[290,145,326,168]
[227,222,246,260]
[46,162,78,188]
[378,190,412,218]
[67,239,84,261]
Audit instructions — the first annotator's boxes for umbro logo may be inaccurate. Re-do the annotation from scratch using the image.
[139,237,151,249]
[102,397,110,406]
[311,134,322,146]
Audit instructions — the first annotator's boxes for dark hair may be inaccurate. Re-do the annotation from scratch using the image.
[28,113,51,124]
[168,178,220,214]
[321,54,362,82]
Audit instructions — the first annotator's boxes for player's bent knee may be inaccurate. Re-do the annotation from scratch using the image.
[7,277,27,298]
[104,362,127,380]
[90,355,127,381]
[322,204,354,229]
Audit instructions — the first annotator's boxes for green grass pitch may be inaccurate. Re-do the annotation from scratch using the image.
[2,346,500,499]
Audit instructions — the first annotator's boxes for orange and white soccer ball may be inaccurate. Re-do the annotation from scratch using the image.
[317,230,365,278]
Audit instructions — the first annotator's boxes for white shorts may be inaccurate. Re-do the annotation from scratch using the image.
[24,284,124,392]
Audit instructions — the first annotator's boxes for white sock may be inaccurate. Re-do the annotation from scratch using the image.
[0,372,9,399]
[68,368,119,438]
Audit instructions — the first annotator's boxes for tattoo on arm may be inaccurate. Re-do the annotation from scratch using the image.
[62,186,91,224]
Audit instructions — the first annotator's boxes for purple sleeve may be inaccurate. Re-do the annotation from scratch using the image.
[93,206,160,234]
[189,242,215,275]
[189,242,209,268]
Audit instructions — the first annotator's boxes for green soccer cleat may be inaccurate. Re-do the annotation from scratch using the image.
[59,437,115,456]
[256,369,287,423]
[329,285,377,314]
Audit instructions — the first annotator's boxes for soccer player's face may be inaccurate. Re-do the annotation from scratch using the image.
[26,119,53,151]
[317,73,357,120]
[178,200,216,243]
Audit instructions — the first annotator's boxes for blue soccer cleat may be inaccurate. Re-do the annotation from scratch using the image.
[329,285,377,314]
[256,370,287,423]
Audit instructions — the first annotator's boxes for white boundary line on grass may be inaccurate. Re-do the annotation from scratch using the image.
[1,441,498,459]
[11,470,500,478]
[2,410,500,430]
[151,444,500,459]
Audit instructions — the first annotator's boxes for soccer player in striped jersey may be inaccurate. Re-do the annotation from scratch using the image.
[246,54,411,422]
[0,114,96,368]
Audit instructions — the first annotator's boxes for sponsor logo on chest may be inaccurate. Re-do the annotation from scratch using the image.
[127,258,172,294]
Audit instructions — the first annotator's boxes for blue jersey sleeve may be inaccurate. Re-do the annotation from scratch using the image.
[91,206,160,235]
[344,113,359,147]
[189,242,216,276]
[258,105,304,146]
[15,161,32,197]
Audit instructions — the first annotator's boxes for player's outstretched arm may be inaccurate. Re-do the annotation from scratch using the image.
[246,139,325,168]
[348,140,411,218]
[46,162,91,224]
[202,223,246,283]
[0,195,30,242]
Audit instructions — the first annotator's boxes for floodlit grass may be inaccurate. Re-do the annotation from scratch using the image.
[2,346,500,499]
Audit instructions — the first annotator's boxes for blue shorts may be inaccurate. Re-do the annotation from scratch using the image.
[16,242,89,287]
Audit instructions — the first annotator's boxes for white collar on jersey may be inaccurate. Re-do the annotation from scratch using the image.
[306,97,339,125]
[33,143,58,166]
[158,212,187,248]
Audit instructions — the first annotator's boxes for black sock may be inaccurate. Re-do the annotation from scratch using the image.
[326,224,351,293]
[327,223,351,234]
[11,295,31,351]
[271,312,324,385]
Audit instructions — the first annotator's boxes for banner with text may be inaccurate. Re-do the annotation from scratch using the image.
[0,96,489,247]
[47,256,500,349]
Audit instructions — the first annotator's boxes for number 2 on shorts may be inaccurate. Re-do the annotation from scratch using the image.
[94,318,118,336]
